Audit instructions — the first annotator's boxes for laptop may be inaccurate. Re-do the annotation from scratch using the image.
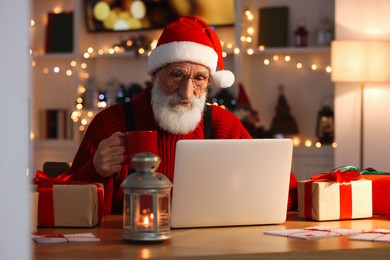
[171,139,293,228]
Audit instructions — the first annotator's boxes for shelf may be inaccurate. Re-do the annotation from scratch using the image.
[32,139,76,148]
[248,46,330,55]
[88,51,149,59]
[32,53,77,59]
[293,144,334,154]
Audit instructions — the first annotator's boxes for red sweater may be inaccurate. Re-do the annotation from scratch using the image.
[70,87,297,214]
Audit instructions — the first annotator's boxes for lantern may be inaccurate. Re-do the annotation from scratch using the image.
[316,105,334,144]
[121,152,172,241]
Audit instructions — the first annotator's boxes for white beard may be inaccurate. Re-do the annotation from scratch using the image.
[151,81,206,134]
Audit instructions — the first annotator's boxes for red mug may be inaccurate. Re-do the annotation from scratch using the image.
[126,131,158,168]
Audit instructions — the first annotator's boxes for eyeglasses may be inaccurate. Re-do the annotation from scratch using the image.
[164,68,210,91]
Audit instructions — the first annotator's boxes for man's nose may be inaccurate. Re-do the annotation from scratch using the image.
[178,78,195,99]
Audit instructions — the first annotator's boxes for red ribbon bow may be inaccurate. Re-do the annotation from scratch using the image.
[34,170,105,227]
[311,169,362,182]
[34,170,72,185]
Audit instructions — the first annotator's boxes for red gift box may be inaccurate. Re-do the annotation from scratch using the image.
[298,169,372,221]
[334,166,390,215]
[362,173,390,214]
[33,170,105,227]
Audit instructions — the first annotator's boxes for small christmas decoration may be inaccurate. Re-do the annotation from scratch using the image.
[269,85,299,137]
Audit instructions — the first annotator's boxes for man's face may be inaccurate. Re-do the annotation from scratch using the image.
[151,62,210,134]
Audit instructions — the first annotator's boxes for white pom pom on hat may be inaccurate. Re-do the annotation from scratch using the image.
[147,16,235,88]
[212,70,235,89]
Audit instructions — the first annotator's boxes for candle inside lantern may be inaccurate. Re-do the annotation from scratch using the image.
[142,216,150,226]
[143,215,151,225]
[138,211,154,229]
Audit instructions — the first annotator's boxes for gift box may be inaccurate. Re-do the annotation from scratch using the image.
[361,169,390,214]
[298,169,372,221]
[33,171,105,227]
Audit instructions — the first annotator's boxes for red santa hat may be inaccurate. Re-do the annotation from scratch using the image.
[147,16,235,88]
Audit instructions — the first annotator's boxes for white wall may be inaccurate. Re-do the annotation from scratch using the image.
[0,1,31,259]
[334,0,390,169]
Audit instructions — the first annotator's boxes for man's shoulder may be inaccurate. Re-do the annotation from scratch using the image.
[209,104,243,124]
[208,104,251,138]
[93,103,126,122]
[98,103,125,113]
[209,104,236,117]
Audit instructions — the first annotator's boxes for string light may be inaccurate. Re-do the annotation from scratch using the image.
[305,140,313,147]
[251,53,331,73]
[241,9,255,50]
[113,45,121,53]
[53,7,62,14]
[292,137,301,147]
[150,40,158,50]
[292,136,335,148]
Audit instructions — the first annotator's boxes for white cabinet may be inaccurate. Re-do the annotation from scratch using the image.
[292,146,334,180]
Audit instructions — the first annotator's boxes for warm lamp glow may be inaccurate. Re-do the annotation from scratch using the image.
[331,41,390,83]
[331,40,390,169]
[337,0,390,36]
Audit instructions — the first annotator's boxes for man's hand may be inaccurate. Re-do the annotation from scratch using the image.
[93,132,126,177]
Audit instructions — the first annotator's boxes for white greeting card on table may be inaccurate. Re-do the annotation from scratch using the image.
[32,232,100,243]
[264,226,362,240]
[349,229,390,242]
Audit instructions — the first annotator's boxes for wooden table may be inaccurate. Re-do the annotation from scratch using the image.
[33,213,390,259]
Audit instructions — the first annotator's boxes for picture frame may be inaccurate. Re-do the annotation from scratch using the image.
[84,0,235,33]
